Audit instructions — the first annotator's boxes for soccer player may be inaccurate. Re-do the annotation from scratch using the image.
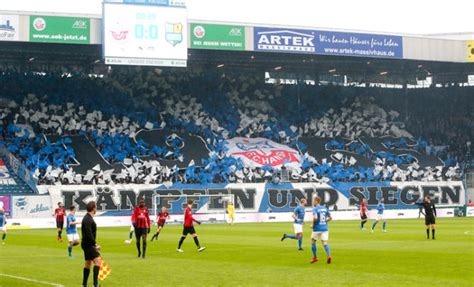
[413,196,437,240]
[54,202,66,241]
[371,198,387,233]
[66,206,80,257]
[133,199,151,258]
[227,201,235,225]
[151,207,170,242]
[81,201,101,287]
[310,196,332,264]
[0,209,7,244]
[360,198,368,230]
[177,199,206,252]
[281,198,307,251]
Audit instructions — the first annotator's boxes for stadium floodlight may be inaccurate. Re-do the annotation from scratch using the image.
[380,71,388,75]
[274,66,282,70]
[152,194,235,224]
[217,64,225,68]
[328,69,336,73]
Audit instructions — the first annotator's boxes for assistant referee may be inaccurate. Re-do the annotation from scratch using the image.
[414,196,437,240]
[81,201,102,287]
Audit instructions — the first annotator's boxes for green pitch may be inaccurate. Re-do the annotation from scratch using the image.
[1,217,473,287]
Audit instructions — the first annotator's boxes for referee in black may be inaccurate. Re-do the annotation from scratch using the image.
[414,196,437,240]
[81,201,102,287]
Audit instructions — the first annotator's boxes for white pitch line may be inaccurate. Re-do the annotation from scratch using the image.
[464,231,473,235]
[0,273,64,287]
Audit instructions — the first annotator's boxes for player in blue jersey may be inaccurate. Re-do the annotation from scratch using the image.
[0,209,7,244]
[371,198,387,233]
[66,206,80,257]
[310,197,332,264]
[281,198,307,250]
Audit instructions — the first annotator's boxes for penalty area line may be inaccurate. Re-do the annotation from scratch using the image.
[0,273,64,287]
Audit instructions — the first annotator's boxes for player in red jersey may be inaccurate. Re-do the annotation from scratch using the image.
[360,198,368,230]
[133,199,151,258]
[177,200,206,253]
[53,202,66,241]
[151,207,170,242]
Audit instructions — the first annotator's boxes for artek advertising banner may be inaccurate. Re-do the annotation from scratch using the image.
[0,14,19,41]
[254,27,403,59]
[191,23,245,50]
[314,30,403,59]
[29,16,90,44]
[254,27,316,53]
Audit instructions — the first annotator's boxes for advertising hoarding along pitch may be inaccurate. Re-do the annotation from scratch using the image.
[191,23,245,51]
[0,14,19,41]
[254,27,403,59]
[29,16,90,44]
[103,2,188,67]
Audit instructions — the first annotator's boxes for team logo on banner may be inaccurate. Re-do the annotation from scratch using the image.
[193,25,205,38]
[166,23,183,46]
[32,17,46,31]
[225,137,301,168]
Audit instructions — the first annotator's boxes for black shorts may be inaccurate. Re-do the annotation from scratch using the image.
[135,228,148,238]
[360,214,367,220]
[425,215,436,225]
[82,245,100,261]
[182,226,196,236]
[158,222,165,228]
[56,221,64,229]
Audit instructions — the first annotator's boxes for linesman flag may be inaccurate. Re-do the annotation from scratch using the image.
[98,258,111,281]
[468,40,474,62]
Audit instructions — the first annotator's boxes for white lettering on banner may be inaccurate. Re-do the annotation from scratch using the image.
[257,30,315,52]
[32,181,465,222]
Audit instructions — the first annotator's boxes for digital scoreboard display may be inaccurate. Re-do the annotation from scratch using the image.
[103,1,187,67]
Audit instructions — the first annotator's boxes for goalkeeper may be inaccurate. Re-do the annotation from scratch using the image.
[227,201,235,225]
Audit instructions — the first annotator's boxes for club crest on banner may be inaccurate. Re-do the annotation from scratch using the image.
[225,137,301,168]
[166,23,183,46]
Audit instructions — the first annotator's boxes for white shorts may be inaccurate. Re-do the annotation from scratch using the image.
[311,231,329,241]
[377,214,384,220]
[293,223,303,234]
[1,226,6,232]
[67,233,80,242]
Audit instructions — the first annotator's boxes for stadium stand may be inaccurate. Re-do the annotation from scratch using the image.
[0,68,471,186]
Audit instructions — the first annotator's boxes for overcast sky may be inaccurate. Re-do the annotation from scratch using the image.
[1,0,473,35]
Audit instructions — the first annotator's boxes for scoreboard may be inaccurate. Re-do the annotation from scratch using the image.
[103,1,187,67]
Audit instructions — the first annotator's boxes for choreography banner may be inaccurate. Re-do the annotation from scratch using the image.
[225,137,301,168]
[36,181,465,218]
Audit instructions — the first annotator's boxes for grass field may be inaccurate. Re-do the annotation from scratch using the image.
[1,217,473,287]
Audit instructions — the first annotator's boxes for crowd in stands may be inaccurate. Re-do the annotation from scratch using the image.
[0,67,471,186]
